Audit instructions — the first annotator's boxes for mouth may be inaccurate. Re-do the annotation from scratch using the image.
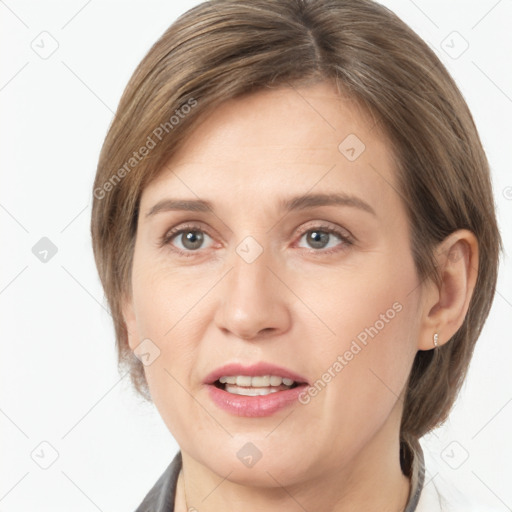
[212,375,304,396]
[204,363,310,416]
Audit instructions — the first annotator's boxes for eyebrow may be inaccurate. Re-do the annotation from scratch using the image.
[145,192,376,218]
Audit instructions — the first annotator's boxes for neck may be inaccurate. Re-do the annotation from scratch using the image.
[175,406,411,512]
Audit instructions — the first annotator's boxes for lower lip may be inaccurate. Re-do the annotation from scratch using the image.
[206,384,308,417]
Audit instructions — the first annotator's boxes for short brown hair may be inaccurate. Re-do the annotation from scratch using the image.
[91,0,501,464]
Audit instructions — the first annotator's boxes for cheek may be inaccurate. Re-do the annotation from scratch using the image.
[129,260,210,418]
[130,252,204,341]
[296,249,420,430]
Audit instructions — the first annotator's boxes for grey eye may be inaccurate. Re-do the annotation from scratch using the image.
[298,229,343,250]
[173,230,212,251]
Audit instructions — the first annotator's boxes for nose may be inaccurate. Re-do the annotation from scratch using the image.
[214,246,291,341]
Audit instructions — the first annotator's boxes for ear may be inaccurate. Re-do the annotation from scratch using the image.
[121,294,139,351]
[417,229,479,351]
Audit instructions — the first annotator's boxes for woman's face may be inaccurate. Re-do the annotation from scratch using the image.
[124,80,425,485]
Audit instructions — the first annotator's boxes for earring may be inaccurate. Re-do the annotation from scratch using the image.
[433,333,439,348]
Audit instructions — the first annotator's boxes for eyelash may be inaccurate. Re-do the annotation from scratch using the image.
[158,222,354,258]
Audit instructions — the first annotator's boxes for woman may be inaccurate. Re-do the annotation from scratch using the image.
[91,1,501,510]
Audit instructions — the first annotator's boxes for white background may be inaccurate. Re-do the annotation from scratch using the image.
[1,0,511,510]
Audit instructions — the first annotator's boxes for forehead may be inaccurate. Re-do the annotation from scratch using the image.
[140,81,399,216]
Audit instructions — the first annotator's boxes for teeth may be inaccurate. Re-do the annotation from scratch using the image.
[219,376,236,384]
[224,385,281,396]
[236,375,252,387]
[269,375,282,386]
[218,375,296,387]
[251,375,270,386]
[217,375,301,396]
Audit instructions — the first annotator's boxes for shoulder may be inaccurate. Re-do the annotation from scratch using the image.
[133,451,182,512]
[416,470,502,512]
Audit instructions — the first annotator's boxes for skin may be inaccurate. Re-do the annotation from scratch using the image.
[122,80,478,512]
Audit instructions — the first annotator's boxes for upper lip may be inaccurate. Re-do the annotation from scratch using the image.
[204,362,309,385]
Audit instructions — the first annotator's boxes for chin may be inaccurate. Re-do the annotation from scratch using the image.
[187,436,315,487]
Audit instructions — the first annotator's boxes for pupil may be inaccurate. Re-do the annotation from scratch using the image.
[183,231,203,250]
[308,230,328,249]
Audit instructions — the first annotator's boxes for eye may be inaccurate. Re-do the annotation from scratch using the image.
[160,224,214,256]
[296,224,353,253]
[159,222,354,257]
